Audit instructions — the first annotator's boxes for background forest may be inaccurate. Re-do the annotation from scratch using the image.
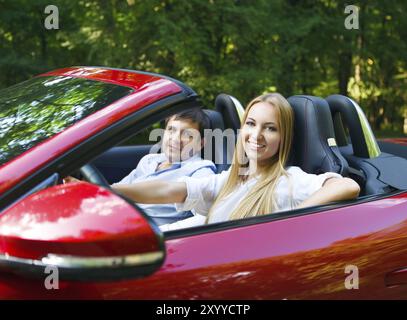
[1,0,406,136]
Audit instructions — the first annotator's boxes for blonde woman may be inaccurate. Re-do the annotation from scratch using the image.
[112,93,360,231]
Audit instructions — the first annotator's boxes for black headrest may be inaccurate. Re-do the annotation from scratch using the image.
[215,93,242,138]
[287,95,349,176]
[203,109,224,131]
[214,94,243,171]
[202,109,229,172]
[325,94,380,159]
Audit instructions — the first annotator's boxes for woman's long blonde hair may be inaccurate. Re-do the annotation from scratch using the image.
[206,93,294,222]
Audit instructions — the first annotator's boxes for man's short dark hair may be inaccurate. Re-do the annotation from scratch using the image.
[165,108,210,137]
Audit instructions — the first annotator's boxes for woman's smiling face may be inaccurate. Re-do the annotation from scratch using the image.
[241,101,281,167]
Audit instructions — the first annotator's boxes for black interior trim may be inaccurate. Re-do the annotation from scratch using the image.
[378,140,407,160]
[333,112,349,147]
[326,95,372,158]
[92,145,153,184]
[7,173,60,212]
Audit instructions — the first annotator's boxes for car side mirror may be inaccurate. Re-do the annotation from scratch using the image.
[0,182,165,282]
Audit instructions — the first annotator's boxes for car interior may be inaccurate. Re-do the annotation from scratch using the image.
[326,94,407,195]
[89,93,407,201]
[90,94,244,184]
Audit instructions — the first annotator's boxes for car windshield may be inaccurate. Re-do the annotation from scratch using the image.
[0,76,133,166]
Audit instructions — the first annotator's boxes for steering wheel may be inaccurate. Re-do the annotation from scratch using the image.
[78,164,111,188]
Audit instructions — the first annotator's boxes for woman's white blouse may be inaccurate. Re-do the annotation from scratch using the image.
[160,166,342,231]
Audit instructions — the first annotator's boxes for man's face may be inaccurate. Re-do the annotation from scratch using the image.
[162,117,204,162]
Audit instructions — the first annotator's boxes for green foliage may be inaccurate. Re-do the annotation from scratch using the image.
[0,0,406,134]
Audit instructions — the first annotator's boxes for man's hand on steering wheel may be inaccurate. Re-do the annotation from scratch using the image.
[63,176,81,184]
[63,164,111,188]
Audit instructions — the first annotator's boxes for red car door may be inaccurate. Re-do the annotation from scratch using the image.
[11,191,405,300]
[2,192,407,299]
[131,192,407,300]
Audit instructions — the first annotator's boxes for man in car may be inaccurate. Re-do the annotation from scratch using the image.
[66,108,216,225]
[110,108,217,225]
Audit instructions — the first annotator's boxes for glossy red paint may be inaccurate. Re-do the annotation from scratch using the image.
[0,182,159,260]
[40,67,164,90]
[386,267,407,287]
[1,191,407,299]
[0,67,182,195]
[104,191,407,299]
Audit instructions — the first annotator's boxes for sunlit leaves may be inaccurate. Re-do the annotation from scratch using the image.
[0,76,132,165]
[0,0,406,134]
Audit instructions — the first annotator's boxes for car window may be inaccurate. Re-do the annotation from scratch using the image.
[0,76,133,166]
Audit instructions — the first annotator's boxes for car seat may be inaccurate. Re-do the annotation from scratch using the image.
[287,95,350,176]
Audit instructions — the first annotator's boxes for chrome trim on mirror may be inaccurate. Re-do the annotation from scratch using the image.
[0,251,164,269]
[41,252,164,268]
[348,99,381,158]
[0,253,44,267]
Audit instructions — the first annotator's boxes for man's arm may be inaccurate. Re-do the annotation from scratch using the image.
[112,180,188,204]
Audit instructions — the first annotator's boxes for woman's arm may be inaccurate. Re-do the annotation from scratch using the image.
[112,180,187,204]
[160,214,207,232]
[297,177,360,209]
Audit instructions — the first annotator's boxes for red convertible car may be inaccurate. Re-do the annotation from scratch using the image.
[0,66,407,299]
